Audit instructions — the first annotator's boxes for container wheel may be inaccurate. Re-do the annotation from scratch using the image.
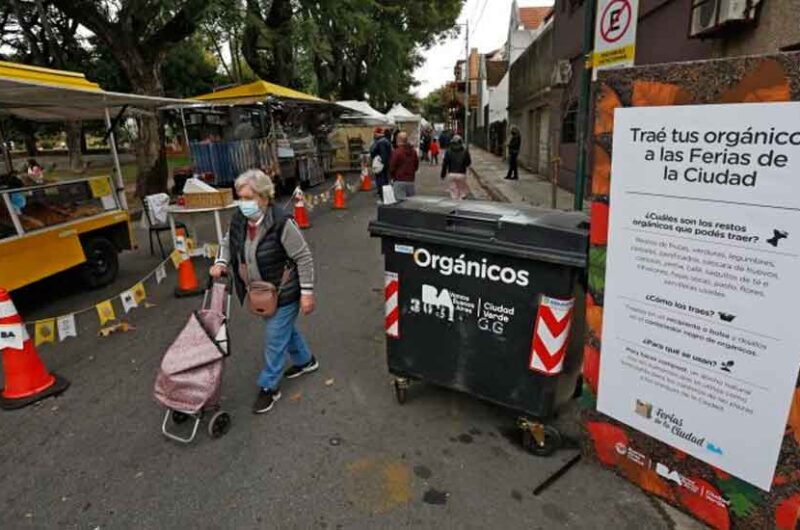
[393,380,408,405]
[80,237,119,289]
[522,424,562,457]
[208,411,231,438]
[172,411,190,425]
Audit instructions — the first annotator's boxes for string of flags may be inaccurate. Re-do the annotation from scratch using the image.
[294,175,364,213]
[23,173,364,347]
[25,240,220,347]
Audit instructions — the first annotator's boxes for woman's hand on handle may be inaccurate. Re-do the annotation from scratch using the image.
[210,264,228,279]
[300,293,315,315]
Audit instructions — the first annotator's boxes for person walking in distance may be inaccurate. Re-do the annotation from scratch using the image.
[440,135,472,200]
[389,131,419,199]
[429,137,440,166]
[210,170,318,414]
[370,127,393,203]
[506,126,521,180]
[420,130,431,162]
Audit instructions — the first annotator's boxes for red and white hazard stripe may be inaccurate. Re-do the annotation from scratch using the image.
[0,298,16,319]
[385,272,399,338]
[529,295,575,376]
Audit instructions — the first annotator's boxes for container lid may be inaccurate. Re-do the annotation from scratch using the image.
[368,197,589,267]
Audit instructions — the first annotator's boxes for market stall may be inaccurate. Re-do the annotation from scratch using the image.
[0,60,193,291]
[331,100,395,171]
[178,80,344,191]
[386,103,422,146]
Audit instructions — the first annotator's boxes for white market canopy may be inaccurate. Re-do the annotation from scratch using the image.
[337,100,395,126]
[386,103,421,123]
[0,61,195,122]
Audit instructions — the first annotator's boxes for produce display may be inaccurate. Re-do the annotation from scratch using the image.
[0,179,113,238]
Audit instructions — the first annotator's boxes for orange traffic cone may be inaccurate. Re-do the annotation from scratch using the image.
[360,166,373,192]
[174,231,204,298]
[293,187,311,229]
[333,174,346,210]
[0,288,69,410]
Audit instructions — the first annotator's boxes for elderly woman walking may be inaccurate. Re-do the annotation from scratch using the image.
[210,170,317,414]
[440,135,472,200]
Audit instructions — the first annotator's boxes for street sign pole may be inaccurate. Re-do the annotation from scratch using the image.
[574,0,597,211]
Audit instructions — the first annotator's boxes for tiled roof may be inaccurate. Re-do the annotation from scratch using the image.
[519,6,552,30]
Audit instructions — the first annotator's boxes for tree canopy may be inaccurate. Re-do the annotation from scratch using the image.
[1,0,465,192]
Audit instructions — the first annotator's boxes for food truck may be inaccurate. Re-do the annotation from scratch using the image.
[0,61,191,291]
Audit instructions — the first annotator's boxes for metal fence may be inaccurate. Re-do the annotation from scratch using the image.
[189,138,277,186]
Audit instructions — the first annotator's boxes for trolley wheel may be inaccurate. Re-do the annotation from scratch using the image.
[393,379,408,405]
[208,411,231,438]
[522,424,562,457]
[172,411,190,425]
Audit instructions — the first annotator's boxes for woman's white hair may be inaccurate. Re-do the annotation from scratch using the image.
[235,169,275,200]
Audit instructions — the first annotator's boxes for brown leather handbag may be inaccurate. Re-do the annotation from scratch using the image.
[240,263,292,318]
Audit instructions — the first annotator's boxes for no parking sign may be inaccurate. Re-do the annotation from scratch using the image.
[592,0,638,71]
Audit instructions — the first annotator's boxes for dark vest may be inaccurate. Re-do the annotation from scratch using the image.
[229,205,301,307]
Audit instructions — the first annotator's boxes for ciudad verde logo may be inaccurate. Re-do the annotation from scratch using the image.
[406,246,530,287]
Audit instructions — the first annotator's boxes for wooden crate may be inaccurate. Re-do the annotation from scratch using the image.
[183,188,233,209]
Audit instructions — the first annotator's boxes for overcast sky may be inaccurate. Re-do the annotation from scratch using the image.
[413,0,553,97]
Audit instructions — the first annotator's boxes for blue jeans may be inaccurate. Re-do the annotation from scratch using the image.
[257,301,312,390]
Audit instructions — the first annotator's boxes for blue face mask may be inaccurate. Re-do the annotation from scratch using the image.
[238,200,261,219]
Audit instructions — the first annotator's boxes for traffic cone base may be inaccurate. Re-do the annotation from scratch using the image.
[0,374,69,411]
[333,188,346,209]
[0,287,70,410]
[175,257,204,298]
[360,170,373,192]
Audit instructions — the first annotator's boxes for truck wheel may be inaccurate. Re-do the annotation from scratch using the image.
[80,237,119,289]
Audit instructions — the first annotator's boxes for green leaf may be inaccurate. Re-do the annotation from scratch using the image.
[588,246,607,294]
[717,477,764,517]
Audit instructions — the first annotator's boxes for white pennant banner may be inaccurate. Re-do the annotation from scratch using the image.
[120,290,138,313]
[155,264,167,284]
[57,314,78,341]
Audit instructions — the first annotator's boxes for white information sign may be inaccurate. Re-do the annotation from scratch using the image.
[598,102,800,491]
[592,0,638,71]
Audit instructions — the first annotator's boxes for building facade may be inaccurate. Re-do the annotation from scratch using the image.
[508,18,557,176]
[552,0,800,192]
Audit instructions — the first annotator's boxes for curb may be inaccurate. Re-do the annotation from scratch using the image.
[469,167,511,203]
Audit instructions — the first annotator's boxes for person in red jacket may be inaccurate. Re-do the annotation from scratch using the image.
[429,137,440,165]
[389,131,419,199]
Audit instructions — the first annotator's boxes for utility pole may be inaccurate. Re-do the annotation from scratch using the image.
[573,0,597,211]
[464,21,470,147]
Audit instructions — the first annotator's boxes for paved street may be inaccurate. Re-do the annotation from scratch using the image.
[1,164,696,529]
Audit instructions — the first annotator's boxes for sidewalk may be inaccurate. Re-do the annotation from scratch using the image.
[468,146,576,210]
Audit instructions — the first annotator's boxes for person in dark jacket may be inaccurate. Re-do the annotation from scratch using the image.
[440,135,472,200]
[210,170,317,414]
[506,126,521,180]
[439,130,451,150]
[389,131,419,199]
[370,127,393,203]
[419,131,431,161]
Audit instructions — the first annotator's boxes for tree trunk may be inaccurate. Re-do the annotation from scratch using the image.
[24,131,38,157]
[66,120,83,172]
[124,64,168,197]
[135,114,168,197]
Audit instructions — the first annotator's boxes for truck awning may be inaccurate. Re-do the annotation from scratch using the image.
[0,61,197,121]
